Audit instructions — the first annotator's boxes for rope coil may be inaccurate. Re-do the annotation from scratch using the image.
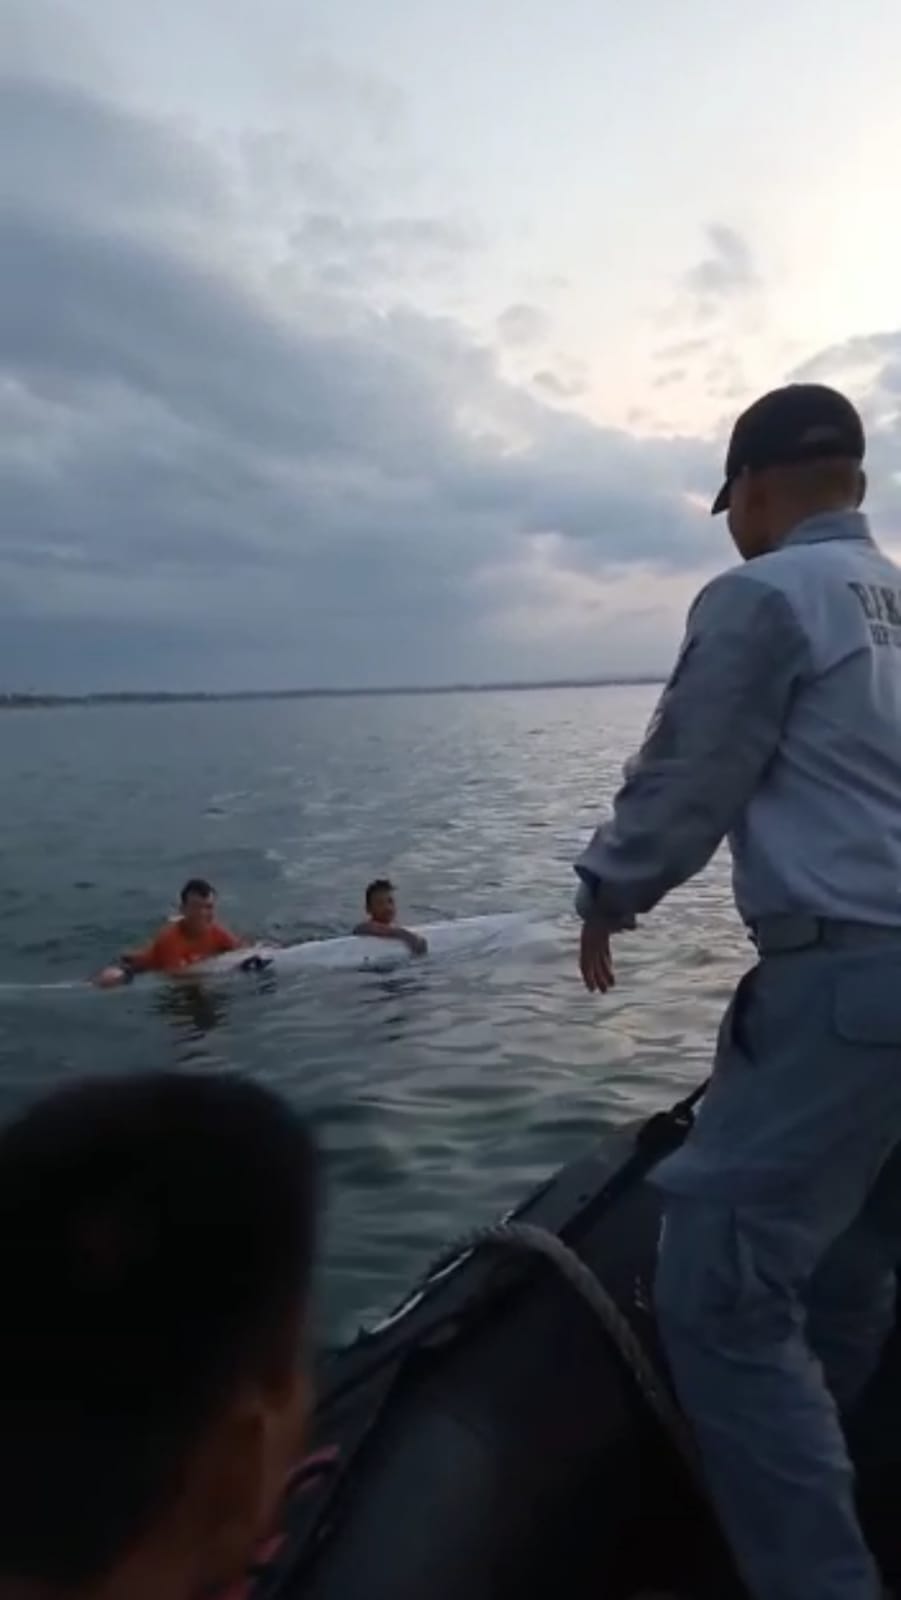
[425,1220,701,1483]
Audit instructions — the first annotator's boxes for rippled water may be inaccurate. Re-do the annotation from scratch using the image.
[0,687,749,1338]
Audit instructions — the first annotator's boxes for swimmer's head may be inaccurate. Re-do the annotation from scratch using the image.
[365,879,396,926]
[180,878,217,933]
[0,1071,317,1598]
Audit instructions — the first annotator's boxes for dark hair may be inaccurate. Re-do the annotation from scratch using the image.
[180,877,215,904]
[365,878,394,911]
[0,1072,316,1587]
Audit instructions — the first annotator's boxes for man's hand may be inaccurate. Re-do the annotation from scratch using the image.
[579,921,615,994]
[404,931,428,958]
[92,965,129,990]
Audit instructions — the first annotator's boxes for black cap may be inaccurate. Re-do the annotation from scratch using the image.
[711,383,865,515]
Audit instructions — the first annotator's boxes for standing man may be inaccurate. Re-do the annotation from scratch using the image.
[575,384,901,1599]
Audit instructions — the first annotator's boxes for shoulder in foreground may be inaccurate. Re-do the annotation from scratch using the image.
[690,561,802,628]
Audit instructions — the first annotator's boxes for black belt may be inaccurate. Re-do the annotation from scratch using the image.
[750,915,901,956]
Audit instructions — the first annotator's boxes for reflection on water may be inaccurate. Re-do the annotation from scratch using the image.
[0,688,749,1338]
[152,980,232,1037]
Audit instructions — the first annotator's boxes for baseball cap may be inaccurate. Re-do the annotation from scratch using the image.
[711,383,865,515]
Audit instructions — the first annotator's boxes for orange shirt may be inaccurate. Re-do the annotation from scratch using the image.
[127,919,243,974]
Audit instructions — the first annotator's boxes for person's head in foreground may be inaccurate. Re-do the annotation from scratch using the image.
[0,1071,317,1600]
[713,381,866,562]
[179,877,218,935]
[365,878,396,926]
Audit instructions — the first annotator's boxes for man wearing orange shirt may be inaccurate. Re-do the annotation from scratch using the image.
[93,879,246,988]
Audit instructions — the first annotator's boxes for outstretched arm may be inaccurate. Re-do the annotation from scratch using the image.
[575,573,810,990]
[91,932,163,988]
[353,921,428,955]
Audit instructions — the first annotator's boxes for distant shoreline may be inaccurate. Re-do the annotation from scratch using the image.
[0,678,664,711]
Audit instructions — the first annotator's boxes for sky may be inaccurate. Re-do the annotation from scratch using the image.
[3,0,901,692]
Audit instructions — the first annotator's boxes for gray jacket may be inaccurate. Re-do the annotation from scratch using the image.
[575,511,901,929]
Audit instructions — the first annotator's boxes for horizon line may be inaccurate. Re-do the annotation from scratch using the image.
[0,675,666,708]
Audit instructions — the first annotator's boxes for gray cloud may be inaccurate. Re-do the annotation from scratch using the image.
[652,368,686,391]
[791,333,901,529]
[531,368,585,400]
[0,75,227,225]
[497,303,551,348]
[793,331,901,386]
[0,0,113,91]
[654,336,711,363]
[286,211,472,297]
[5,71,862,693]
[683,225,757,319]
[701,350,750,402]
[649,233,760,413]
[298,213,468,261]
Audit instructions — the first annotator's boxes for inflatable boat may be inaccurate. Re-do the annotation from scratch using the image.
[234,1092,900,1599]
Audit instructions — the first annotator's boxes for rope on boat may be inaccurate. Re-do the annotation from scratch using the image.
[425,1220,701,1484]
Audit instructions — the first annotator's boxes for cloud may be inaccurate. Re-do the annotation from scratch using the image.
[793,330,901,389]
[790,332,901,527]
[474,539,704,680]
[0,75,227,227]
[654,336,711,364]
[497,303,550,348]
[285,212,472,297]
[5,3,901,701]
[682,224,758,320]
[531,368,586,400]
[653,368,686,391]
[0,0,113,92]
[701,350,750,402]
[278,53,405,147]
[647,233,762,421]
[0,67,735,691]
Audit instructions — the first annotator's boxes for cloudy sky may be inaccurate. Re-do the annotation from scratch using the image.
[3,0,901,692]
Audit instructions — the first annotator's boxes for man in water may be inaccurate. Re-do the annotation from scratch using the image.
[0,1070,317,1600]
[93,877,246,987]
[354,879,428,956]
[574,384,901,1599]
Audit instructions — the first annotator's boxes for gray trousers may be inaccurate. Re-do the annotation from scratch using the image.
[653,932,901,1600]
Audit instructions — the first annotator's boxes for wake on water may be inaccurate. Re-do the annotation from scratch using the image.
[0,913,559,994]
[0,980,90,994]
